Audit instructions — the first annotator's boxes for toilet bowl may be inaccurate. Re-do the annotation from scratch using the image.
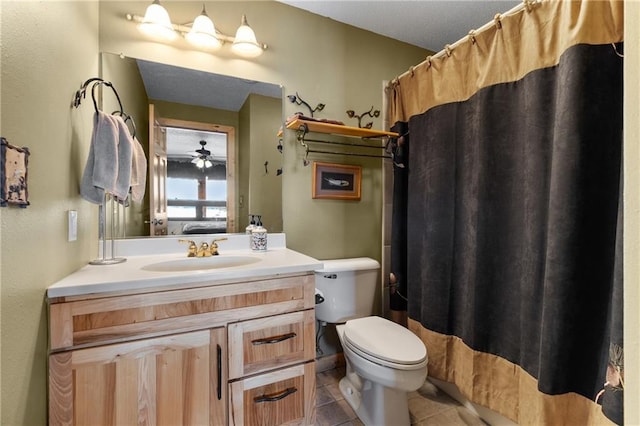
[337,316,428,426]
[315,259,428,426]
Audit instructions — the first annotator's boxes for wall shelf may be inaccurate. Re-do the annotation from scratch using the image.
[285,118,398,139]
[281,118,400,165]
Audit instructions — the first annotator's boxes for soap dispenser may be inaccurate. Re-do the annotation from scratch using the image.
[251,215,267,251]
[245,214,256,235]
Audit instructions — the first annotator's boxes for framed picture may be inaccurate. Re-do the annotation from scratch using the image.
[312,161,361,200]
[1,137,30,208]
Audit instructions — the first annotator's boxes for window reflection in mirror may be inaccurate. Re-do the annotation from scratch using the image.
[165,127,228,235]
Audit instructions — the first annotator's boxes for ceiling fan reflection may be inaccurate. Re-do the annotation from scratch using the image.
[190,140,215,169]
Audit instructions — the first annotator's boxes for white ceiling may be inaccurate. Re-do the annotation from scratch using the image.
[137,59,282,112]
[277,1,521,51]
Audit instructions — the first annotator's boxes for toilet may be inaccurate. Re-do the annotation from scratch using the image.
[315,258,428,426]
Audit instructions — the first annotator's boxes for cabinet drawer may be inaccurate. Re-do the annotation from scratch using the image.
[229,362,315,426]
[228,310,315,379]
[49,274,315,351]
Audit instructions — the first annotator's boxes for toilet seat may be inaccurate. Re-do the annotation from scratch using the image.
[343,316,427,370]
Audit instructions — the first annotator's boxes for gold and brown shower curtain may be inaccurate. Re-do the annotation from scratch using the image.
[388,1,623,424]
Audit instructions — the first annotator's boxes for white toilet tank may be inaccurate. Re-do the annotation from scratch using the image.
[314,257,380,323]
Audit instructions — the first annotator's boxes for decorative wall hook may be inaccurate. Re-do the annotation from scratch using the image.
[346,106,380,129]
[287,92,325,117]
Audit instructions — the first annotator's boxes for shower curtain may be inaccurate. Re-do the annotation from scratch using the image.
[388,1,623,424]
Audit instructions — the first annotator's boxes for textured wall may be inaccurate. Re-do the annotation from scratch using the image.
[624,2,640,423]
[0,2,99,424]
[98,1,428,263]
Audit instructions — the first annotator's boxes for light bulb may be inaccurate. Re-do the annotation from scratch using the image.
[138,0,176,41]
[231,15,263,58]
[186,6,222,50]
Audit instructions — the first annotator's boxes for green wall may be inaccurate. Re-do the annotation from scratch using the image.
[1,1,100,424]
[241,94,283,233]
[1,1,640,425]
[0,2,426,423]
[98,1,428,262]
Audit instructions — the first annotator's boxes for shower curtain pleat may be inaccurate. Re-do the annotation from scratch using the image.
[388,1,624,424]
[389,121,409,313]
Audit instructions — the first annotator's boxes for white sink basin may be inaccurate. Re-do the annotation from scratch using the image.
[142,255,260,272]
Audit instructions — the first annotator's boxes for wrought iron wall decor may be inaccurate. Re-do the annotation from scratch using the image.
[346,106,380,129]
[287,92,325,117]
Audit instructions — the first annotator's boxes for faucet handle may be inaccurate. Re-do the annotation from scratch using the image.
[178,239,197,257]
[209,237,228,256]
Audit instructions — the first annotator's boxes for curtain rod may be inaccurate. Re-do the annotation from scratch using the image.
[394,0,540,82]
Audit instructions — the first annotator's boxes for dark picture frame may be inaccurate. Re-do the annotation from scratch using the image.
[312,161,361,200]
[1,137,30,208]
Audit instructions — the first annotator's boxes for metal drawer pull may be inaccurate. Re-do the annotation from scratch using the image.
[254,387,298,403]
[251,332,297,345]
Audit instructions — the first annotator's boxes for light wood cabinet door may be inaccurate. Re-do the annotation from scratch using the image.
[49,328,227,426]
[229,362,316,426]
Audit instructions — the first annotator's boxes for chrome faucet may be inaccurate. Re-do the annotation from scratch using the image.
[209,238,228,255]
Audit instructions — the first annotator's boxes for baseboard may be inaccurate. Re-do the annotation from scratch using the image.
[315,352,345,373]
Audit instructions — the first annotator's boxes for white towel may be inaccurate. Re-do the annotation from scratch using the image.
[130,136,147,202]
[112,115,134,202]
[80,111,119,204]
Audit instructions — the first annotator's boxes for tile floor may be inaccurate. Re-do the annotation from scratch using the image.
[315,366,487,426]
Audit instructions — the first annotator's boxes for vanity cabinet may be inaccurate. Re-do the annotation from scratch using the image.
[48,273,316,425]
[49,328,227,425]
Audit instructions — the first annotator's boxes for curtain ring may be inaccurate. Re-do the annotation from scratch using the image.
[425,56,432,68]
[468,30,476,44]
[409,66,415,77]
[494,13,502,29]
[444,44,452,57]
[523,0,533,13]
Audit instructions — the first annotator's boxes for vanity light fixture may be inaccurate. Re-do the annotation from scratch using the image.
[137,0,177,41]
[231,15,263,58]
[185,5,221,50]
[127,1,267,57]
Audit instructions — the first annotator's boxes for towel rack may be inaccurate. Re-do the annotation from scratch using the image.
[74,77,133,265]
[288,119,405,167]
[74,77,124,115]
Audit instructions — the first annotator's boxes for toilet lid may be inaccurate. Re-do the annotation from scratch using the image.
[343,317,427,366]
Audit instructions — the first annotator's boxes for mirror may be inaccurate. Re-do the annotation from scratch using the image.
[100,52,284,238]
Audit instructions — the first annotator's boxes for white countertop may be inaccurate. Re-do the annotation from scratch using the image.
[48,234,323,298]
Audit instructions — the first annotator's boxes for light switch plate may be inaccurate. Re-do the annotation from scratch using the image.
[68,210,78,242]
